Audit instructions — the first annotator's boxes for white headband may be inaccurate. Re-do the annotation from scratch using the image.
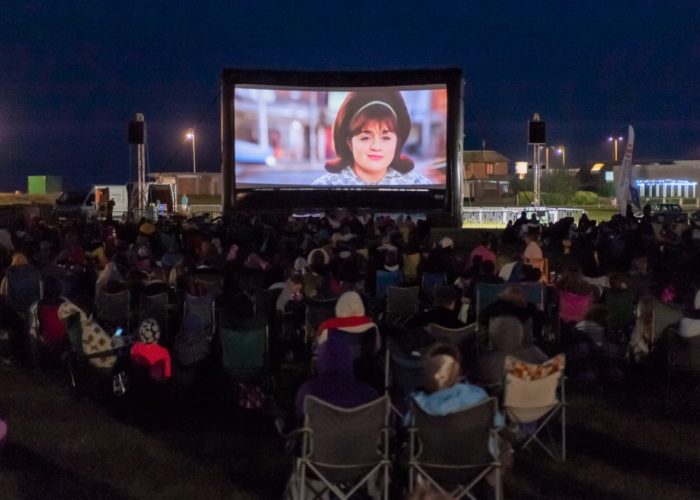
[351,100,397,123]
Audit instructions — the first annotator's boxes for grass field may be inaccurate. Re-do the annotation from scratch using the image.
[2,356,700,499]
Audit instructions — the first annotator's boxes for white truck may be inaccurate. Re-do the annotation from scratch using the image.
[53,185,129,221]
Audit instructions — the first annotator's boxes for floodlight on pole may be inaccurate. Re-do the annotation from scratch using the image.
[186,128,197,173]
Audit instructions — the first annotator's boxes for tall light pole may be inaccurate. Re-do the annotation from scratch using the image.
[186,128,197,173]
[608,135,623,162]
[556,146,566,168]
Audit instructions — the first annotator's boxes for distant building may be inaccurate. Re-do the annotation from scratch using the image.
[462,150,512,204]
[578,159,700,202]
[147,172,221,197]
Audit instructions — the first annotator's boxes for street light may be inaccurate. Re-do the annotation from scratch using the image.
[608,135,623,162]
[186,128,197,173]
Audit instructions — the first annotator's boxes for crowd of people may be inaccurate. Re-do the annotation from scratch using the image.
[1,202,700,497]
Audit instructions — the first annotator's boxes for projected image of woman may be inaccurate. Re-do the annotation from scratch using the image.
[312,91,431,186]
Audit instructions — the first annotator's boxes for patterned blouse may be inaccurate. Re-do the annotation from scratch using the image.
[312,166,432,186]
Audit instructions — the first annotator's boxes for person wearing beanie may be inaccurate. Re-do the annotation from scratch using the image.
[130,318,171,381]
[294,335,378,422]
[312,91,431,186]
[316,291,379,354]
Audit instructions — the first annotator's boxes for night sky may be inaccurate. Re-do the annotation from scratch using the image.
[1,0,699,191]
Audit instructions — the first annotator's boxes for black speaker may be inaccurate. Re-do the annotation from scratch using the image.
[528,121,546,144]
[128,121,145,144]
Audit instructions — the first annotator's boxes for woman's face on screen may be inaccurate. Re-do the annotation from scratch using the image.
[347,119,397,183]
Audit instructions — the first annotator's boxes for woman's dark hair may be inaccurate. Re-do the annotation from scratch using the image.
[325,91,414,174]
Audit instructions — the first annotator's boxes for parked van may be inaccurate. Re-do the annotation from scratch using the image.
[53,185,129,221]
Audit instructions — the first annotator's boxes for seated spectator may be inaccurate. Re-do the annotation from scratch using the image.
[476,316,547,387]
[130,318,172,382]
[405,285,465,330]
[479,286,546,341]
[466,260,504,302]
[568,305,626,386]
[275,273,305,313]
[316,291,379,354]
[498,250,524,283]
[522,230,543,263]
[628,296,654,363]
[411,343,501,420]
[294,335,378,422]
[557,265,598,299]
[27,276,69,363]
[95,247,123,294]
[407,343,512,484]
[467,233,497,271]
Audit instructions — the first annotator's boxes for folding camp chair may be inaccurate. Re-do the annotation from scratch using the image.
[183,293,215,335]
[651,300,683,346]
[219,321,269,383]
[291,395,391,500]
[96,289,130,332]
[503,354,567,462]
[420,272,447,305]
[305,296,338,344]
[194,271,223,297]
[604,289,636,340]
[666,334,700,411]
[140,292,169,338]
[385,339,425,418]
[375,270,402,303]
[385,286,419,325]
[64,312,129,398]
[425,323,479,371]
[474,283,546,326]
[403,252,421,284]
[408,397,502,500]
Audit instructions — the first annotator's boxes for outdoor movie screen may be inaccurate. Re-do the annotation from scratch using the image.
[233,85,448,190]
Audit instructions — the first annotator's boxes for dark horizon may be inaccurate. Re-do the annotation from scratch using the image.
[2,0,699,191]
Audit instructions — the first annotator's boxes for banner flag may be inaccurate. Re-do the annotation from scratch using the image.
[616,125,636,216]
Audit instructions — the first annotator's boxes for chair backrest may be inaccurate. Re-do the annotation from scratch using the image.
[425,323,476,344]
[219,323,267,382]
[475,282,545,324]
[303,395,389,483]
[184,293,214,330]
[420,272,447,303]
[604,289,636,329]
[65,312,84,354]
[503,354,565,423]
[403,253,421,282]
[651,300,683,342]
[306,297,338,331]
[386,286,419,321]
[669,336,700,372]
[412,397,495,466]
[558,291,593,324]
[194,274,223,297]
[376,270,401,300]
[96,289,130,328]
[140,292,169,332]
[388,341,424,408]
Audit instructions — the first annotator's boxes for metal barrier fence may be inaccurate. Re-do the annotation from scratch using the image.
[462,206,584,228]
[0,204,53,227]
